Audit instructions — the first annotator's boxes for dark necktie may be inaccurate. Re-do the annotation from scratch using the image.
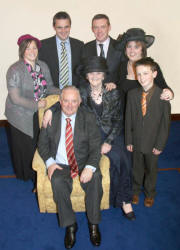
[65,118,78,178]
[59,42,69,88]
[99,44,105,58]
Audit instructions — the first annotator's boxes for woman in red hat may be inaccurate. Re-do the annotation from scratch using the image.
[5,34,59,190]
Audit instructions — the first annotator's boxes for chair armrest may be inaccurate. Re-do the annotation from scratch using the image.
[99,155,110,178]
[32,150,46,175]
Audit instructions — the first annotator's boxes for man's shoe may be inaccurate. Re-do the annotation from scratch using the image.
[64,223,78,249]
[88,223,101,246]
[144,197,154,207]
[132,195,139,205]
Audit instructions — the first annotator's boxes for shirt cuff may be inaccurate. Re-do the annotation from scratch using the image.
[85,165,96,172]
[46,157,56,169]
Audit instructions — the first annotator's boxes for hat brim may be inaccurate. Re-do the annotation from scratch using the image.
[127,35,155,48]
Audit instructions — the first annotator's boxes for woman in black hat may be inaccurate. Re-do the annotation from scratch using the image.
[117,28,173,100]
[43,56,136,220]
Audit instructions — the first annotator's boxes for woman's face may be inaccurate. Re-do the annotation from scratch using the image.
[87,72,104,88]
[23,40,38,64]
[126,41,143,62]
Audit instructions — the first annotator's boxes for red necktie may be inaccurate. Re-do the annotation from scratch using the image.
[65,118,78,178]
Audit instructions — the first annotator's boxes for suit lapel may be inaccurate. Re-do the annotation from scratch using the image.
[106,37,115,64]
[53,110,62,151]
[49,36,59,69]
[73,109,83,152]
[91,40,98,56]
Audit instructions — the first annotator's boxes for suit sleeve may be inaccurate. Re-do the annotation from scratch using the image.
[154,101,171,151]
[38,126,53,162]
[86,113,101,169]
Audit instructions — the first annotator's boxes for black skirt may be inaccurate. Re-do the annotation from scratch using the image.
[9,112,39,183]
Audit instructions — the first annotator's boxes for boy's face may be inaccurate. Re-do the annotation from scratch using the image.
[136,65,157,91]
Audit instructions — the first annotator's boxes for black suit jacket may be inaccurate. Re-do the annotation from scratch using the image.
[38,36,84,88]
[38,107,101,172]
[125,85,171,153]
[83,37,122,84]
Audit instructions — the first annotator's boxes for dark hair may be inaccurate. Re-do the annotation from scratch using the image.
[135,57,158,72]
[126,40,147,58]
[53,11,71,26]
[92,14,110,26]
[19,39,38,59]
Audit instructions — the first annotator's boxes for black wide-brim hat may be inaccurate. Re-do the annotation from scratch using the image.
[116,28,155,51]
[76,56,108,77]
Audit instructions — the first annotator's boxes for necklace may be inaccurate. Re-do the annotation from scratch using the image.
[90,88,103,104]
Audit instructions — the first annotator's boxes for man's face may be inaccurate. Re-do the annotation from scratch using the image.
[60,89,81,117]
[136,65,157,91]
[53,19,71,41]
[92,18,111,42]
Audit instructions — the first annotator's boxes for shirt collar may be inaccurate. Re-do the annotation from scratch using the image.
[56,35,70,45]
[62,111,76,121]
[96,36,110,46]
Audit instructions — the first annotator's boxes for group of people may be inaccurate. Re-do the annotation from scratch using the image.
[5,11,173,249]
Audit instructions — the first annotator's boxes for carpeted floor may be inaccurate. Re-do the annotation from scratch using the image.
[0,122,180,250]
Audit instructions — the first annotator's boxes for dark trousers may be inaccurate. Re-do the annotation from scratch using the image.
[9,112,39,183]
[132,151,158,198]
[51,166,103,227]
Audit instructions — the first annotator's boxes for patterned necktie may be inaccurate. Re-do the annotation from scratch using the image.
[141,92,148,116]
[65,118,78,178]
[99,44,105,58]
[59,42,69,88]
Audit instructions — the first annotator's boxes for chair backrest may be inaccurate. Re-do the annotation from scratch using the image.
[38,95,59,128]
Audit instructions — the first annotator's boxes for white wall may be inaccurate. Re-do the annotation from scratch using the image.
[1,0,179,119]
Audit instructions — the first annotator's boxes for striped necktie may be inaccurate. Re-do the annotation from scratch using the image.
[65,118,78,178]
[141,92,148,116]
[59,42,69,88]
[99,44,105,58]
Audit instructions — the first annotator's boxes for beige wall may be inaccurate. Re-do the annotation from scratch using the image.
[1,0,179,119]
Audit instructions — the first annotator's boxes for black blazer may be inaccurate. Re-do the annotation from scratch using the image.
[38,107,101,171]
[125,85,171,154]
[38,36,84,88]
[83,37,122,84]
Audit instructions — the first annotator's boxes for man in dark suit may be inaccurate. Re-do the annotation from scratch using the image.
[125,57,171,208]
[39,12,84,88]
[38,86,103,249]
[83,14,122,88]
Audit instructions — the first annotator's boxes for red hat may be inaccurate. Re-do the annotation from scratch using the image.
[17,34,41,49]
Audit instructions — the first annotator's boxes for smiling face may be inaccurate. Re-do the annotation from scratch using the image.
[53,18,71,41]
[23,40,38,64]
[60,88,81,117]
[92,18,111,43]
[136,65,157,91]
[87,72,104,88]
[126,41,143,63]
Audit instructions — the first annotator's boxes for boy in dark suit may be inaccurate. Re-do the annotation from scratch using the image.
[125,57,171,207]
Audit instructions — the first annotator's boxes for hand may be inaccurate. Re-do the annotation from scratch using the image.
[47,163,63,181]
[80,168,93,183]
[160,88,173,101]
[152,148,162,155]
[42,110,53,128]
[101,143,112,154]
[38,99,47,109]
[105,82,116,91]
[127,144,133,152]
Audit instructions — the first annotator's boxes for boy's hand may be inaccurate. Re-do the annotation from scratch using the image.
[127,145,133,152]
[152,148,162,155]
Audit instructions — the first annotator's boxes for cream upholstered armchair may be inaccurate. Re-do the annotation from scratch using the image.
[32,95,110,213]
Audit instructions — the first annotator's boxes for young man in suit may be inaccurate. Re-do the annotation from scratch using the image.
[38,86,103,249]
[83,14,122,88]
[38,12,84,89]
[125,57,171,207]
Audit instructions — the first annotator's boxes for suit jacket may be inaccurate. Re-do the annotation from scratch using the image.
[38,107,101,172]
[38,36,84,88]
[83,37,122,84]
[125,85,171,153]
